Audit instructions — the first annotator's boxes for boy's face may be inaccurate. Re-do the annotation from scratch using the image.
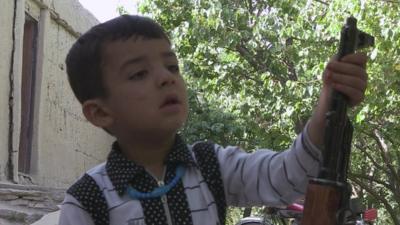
[99,37,189,138]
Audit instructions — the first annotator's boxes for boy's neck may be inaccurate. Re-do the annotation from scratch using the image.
[116,133,176,174]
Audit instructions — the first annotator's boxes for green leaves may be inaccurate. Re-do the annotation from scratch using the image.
[133,0,400,224]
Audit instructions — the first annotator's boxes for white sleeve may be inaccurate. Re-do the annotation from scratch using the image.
[58,193,95,225]
[217,122,322,207]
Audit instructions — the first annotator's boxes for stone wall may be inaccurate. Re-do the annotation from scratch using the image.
[0,0,113,188]
[0,0,17,182]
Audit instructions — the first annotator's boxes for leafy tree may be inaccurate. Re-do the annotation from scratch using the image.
[129,0,400,224]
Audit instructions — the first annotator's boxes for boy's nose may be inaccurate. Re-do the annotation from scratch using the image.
[157,68,176,88]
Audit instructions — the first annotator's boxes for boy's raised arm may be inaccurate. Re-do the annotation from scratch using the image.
[215,122,322,207]
[307,53,368,148]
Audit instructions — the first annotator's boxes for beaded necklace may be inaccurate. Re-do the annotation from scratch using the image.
[127,165,186,200]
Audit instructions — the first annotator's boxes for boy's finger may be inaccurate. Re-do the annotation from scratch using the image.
[329,72,367,92]
[339,52,368,68]
[327,61,368,81]
[332,83,364,106]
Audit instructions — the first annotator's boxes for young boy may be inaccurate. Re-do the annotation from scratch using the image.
[59,15,368,225]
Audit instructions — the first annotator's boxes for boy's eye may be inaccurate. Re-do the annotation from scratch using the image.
[128,70,147,80]
[167,64,180,73]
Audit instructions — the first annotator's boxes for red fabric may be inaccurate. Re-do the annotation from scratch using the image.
[287,203,304,212]
[363,208,377,221]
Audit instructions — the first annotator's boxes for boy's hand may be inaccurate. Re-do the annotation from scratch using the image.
[322,52,368,107]
[308,52,369,147]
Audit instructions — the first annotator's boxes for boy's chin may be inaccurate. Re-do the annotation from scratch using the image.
[143,126,182,141]
[161,120,187,136]
[162,114,187,129]
[162,121,186,134]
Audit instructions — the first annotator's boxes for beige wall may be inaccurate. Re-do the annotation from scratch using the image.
[0,0,114,188]
[0,0,15,181]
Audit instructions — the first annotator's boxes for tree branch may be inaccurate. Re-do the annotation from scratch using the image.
[313,0,329,6]
[351,177,400,225]
[349,172,391,190]
[247,0,254,13]
[380,0,400,4]
[372,129,400,185]
[283,37,298,81]
[233,44,286,85]
[354,142,388,173]
[291,36,337,45]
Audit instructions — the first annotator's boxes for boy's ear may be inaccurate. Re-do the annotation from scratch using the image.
[82,99,114,129]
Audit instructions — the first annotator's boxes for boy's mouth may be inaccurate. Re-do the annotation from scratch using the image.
[160,94,181,108]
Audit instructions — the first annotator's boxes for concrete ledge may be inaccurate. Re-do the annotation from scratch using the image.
[0,182,64,225]
[0,182,65,193]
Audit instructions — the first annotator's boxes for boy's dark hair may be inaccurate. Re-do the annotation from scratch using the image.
[66,15,170,104]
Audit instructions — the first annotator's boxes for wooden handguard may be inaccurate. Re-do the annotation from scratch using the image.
[301,179,344,225]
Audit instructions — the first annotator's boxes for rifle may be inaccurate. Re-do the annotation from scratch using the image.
[301,17,374,225]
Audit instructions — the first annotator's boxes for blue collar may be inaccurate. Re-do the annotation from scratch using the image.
[127,165,186,199]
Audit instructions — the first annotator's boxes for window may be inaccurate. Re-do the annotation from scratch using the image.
[18,14,38,174]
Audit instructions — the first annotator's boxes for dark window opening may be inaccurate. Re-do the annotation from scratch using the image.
[18,14,38,174]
